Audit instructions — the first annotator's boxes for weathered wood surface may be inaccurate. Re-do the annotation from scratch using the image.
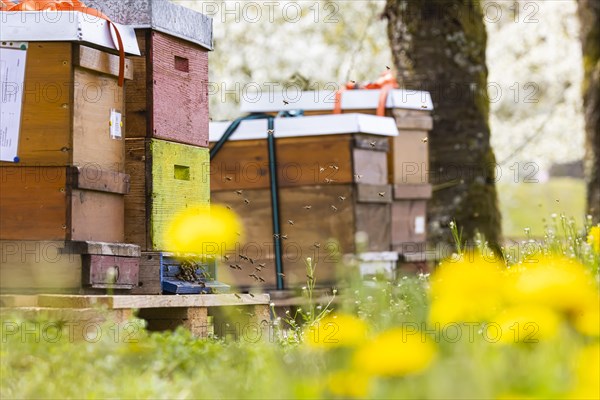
[124,139,210,251]
[72,67,126,171]
[0,167,126,242]
[69,166,130,195]
[0,167,68,240]
[125,30,210,147]
[213,184,396,288]
[75,45,134,80]
[390,129,429,185]
[0,43,128,169]
[152,31,210,147]
[36,294,270,309]
[355,184,393,203]
[391,199,428,245]
[69,190,124,243]
[0,43,72,167]
[125,30,150,137]
[393,184,432,199]
[130,252,162,295]
[81,255,140,288]
[211,135,354,191]
[64,241,140,257]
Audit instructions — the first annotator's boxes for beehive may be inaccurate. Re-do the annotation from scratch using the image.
[240,89,434,258]
[210,114,398,289]
[86,0,213,147]
[0,12,140,169]
[125,138,211,251]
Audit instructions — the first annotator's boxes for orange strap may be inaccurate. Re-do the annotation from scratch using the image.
[334,70,399,116]
[1,0,125,87]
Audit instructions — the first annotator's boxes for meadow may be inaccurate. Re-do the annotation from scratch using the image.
[1,216,598,400]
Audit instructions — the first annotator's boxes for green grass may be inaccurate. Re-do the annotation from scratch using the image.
[498,178,586,238]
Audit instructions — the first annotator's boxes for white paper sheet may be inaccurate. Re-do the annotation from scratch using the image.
[0,45,27,163]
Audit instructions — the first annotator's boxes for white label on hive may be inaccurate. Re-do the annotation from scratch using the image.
[0,44,27,163]
[110,109,122,139]
[415,216,425,234]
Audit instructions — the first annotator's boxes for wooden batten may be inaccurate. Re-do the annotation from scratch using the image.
[393,184,433,200]
[68,166,130,195]
[356,184,393,203]
[75,45,134,80]
[391,109,434,131]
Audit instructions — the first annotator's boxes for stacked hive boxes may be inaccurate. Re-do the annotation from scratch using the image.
[86,0,214,294]
[210,114,399,288]
[240,89,434,268]
[0,12,142,292]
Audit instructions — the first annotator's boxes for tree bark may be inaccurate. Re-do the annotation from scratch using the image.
[384,0,502,251]
[578,0,600,223]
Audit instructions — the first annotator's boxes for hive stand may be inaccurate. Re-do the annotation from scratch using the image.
[0,294,271,339]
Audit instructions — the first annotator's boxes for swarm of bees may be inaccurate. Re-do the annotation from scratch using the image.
[176,259,207,283]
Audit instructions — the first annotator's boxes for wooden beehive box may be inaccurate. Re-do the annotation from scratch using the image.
[0,166,129,243]
[85,0,213,147]
[210,114,398,289]
[0,240,140,294]
[0,12,140,169]
[125,138,210,251]
[240,89,434,185]
[391,184,432,253]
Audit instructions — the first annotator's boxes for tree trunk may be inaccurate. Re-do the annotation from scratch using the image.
[578,0,600,223]
[384,0,502,252]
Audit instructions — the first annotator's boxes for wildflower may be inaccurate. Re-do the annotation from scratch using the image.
[429,253,505,324]
[573,303,600,337]
[165,205,243,255]
[304,314,368,349]
[494,305,561,343]
[353,328,436,377]
[507,255,597,314]
[326,370,371,398]
[587,225,600,253]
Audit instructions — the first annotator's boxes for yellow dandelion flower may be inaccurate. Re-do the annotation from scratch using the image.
[588,226,600,253]
[327,370,371,398]
[353,328,436,377]
[568,343,600,400]
[429,252,505,324]
[494,305,561,344]
[304,314,368,349]
[509,256,597,313]
[165,204,243,255]
[573,303,600,337]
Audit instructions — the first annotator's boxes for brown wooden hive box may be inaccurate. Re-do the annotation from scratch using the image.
[391,184,433,252]
[0,166,129,243]
[239,89,433,185]
[0,43,133,170]
[210,114,398,289]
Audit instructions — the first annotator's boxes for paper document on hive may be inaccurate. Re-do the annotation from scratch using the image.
[0,46,27,163]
